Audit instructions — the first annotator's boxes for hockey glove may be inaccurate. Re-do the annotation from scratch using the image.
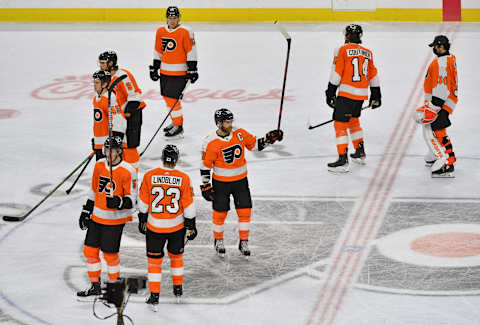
[138,212,148,235]
[184,217,198,240]
[149,59,161,82]
[414,101,441,124]
[325,83,338,109]
[79,199,94,230]
[200,169,211,185]
[200,183,214,202]
[369,87,382,109]
[265,129,284,144]
[186,61,199,84]
[106,196,133,210]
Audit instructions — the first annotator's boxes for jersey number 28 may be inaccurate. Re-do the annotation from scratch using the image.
[151,186,181,214]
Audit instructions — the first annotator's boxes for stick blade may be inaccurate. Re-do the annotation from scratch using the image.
[274,21,291,40]
[3,215,24,222]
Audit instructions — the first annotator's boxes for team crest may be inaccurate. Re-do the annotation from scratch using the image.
[99,175,116,194]
[162,38,177,52]
[222,144,242,164]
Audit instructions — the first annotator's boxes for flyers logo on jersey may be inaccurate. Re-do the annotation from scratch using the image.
[222,144,242,164]
[99,176,116,194]
[162,38,177,52]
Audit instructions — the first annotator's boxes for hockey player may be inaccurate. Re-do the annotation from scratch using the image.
[77,136,137,298]
[325,24,381,172]
[99,50,146,171]
[91,70,127,161]
[149,6,198,138]
[137,144,197,306]
[414,35,457,177]
[200,108,283,257]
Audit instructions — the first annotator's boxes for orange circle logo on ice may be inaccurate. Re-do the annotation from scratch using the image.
[411,232,480,258]
[0,109,20,119]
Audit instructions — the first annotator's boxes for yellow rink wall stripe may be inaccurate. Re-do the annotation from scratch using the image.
[0,8,478,22]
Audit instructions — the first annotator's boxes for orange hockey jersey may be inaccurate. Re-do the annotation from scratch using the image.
[138,167,195,233]
[154,25,197,76]
[424,54,458,114]
[329,43,379,101]
[88,159,137,225]
[110,69,146,111]
[92,91,126,150]
[201,128,257,182]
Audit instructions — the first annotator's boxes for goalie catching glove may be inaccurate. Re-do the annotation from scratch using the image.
[414,100,442,124]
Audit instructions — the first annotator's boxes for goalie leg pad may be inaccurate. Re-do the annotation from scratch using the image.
[422,124,447,163]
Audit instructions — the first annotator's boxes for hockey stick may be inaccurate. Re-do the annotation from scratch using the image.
[307,104,371,130]
[139,80,191,157]
[106,74,127,194]
[2,152,95,222]
[274,21,291,131]
[65,153,94,194]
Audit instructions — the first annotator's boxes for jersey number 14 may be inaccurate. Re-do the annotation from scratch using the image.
[352,58,369,82]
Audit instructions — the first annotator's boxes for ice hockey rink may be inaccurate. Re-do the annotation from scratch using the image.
[0,21,479,324]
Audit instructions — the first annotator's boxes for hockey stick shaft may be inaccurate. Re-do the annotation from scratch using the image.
[308,104,371,130]
[106,74,127,196]
[140,80,191,157]
[65,153,94,194]
[2,152,95,222]
[274,21,291,130]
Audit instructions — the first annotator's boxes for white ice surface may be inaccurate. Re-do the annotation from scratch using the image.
[0,22,479,325]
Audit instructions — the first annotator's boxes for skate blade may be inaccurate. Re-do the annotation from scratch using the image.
[148,304,159,312]
[327,166,350,173]
[351,157,366,165]
[76,295,101,303]
[163,133,184,140]
[431,172,455,178]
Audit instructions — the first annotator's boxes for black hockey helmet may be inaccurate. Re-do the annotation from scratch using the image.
[166,6,180,18]
[104,136,123,151]
[162,144,179,164]
[214,108,234,125]
[429,35,450,51]
[92,70,111,85]
[98,50,118,68]
[344,24,363,43]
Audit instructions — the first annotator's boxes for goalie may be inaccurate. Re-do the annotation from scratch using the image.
[414,35,457,178]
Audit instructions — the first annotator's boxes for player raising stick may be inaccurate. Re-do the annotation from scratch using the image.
[200,108,283,257]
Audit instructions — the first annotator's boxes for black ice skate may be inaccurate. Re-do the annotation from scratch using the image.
[425,159,436,167]
[146,292,159,312]
[163,123,174,133]
[76,282,101,300]
[350,142,366,165]
[173,285,182,303]
[164,125,184,138]
[327,152,349,173]
[431,164,455,178]
[214,239,226,257]
[238,240,251,257]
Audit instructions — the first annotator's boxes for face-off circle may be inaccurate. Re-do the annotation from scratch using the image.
[375,224,480,268]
